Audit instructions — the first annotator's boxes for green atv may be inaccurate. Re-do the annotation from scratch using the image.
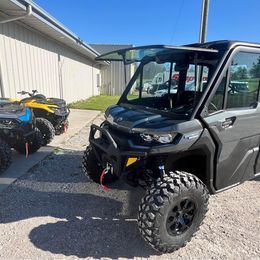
[0,100,42,173]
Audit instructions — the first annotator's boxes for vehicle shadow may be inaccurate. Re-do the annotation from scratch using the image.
[253,175,260,181]
[0,150,158,258]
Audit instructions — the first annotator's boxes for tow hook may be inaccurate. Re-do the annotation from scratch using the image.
[156,157,166,177]
[158,164,166,178]
[100,163,112,191]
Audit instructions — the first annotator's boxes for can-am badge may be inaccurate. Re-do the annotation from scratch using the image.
[116,117,123,122]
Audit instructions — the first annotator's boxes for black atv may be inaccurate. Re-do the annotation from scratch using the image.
[17,90,70,145]
[0,100,42,173]
[82,41,260,253]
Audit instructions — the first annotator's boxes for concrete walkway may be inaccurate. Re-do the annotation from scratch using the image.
[50,109,100,147]
[0,109,100,192]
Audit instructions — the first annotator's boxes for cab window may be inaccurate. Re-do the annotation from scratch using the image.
[227,52,260,109]
[208,51,260,114]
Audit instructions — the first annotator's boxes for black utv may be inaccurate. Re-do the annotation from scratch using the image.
[82,41,260,253]
[0,100,42,173]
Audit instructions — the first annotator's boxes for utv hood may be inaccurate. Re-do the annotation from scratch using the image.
[105,105,202,135]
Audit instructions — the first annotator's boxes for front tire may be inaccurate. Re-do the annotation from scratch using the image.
[138,171,209,253]
[0,138,12,174]
[55,119,69,135]
[14,128,43,154]
[82,146,118,184]
[36,117,55,146]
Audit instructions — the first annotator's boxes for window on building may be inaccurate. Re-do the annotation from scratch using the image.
[96,74,101,88]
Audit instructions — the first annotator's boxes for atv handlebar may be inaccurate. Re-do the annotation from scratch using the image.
[17,90,38,97]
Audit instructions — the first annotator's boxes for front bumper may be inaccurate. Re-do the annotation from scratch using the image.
[50,107,70,129]
[89,124,148,176]
[0,122,37,147]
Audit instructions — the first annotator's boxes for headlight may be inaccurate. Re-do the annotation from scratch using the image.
[154,134,174,144]
[52,107,69,115]
[140,133,175,144]
[52,108,61,114]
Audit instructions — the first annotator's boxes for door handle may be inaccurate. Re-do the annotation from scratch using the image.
[220,117,236,129]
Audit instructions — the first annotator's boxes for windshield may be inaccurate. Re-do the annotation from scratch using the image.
[120,49,220,118]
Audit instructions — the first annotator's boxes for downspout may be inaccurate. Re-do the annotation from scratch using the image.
[92,63,94,96]
[0,4,32,24]
[0,4,32,97]
[0,62,5,98]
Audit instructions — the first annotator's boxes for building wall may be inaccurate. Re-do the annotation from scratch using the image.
[0,20,101,103]
[90,44,134,96]
[100,62,132,96]
[59,53,100,102]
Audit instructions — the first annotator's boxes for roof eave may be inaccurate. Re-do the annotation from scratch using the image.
[0,0,108,64]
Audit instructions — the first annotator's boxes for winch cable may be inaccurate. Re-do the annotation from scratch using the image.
[100,169,109,191]
[25,142,29,159]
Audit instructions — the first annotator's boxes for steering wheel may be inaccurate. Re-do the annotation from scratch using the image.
[208,102,218,112]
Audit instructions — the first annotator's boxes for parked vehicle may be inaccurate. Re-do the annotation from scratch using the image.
[154,81,178,97]
[146,72,170,94]
[0,100,42,173]
[229,81,249,93]
[142,81,152,92]
[16,90,70,145]
[82,41,260,253]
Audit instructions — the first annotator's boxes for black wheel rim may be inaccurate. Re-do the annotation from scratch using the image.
[166,198,196,236]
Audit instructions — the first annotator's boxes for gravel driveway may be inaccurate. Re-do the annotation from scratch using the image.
[0,116,259,259]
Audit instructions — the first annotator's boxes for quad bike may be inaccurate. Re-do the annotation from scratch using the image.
[16,90,70,145]
[0,100,42,173]
[82,41,260,253]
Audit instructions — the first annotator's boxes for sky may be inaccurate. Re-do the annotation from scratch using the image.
[34,0,260,46]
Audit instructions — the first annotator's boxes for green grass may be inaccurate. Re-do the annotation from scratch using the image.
[247,78,259,91]
[69,95,120,112]
[234,78,259,91]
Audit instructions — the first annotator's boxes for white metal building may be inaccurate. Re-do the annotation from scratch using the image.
[90,44,134,96]
[0,0,106,103]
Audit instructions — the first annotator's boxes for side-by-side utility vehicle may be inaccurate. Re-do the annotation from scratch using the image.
[0,100,42,173]
[82,41,260,253]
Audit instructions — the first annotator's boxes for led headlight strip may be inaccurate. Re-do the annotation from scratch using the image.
[140,133,175,144]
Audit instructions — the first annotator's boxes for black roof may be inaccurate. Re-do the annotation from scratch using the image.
[187,40,260,51]
[95,40,260,63]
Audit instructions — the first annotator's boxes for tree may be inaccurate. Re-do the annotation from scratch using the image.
[231,67,248,80]
[250,56,260,78]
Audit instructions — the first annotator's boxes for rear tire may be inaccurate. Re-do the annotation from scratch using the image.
[14,128,43,154]
[82,145,118,184]
[36,117,55,146]
[0,138,12,174]
[138,171,209,253]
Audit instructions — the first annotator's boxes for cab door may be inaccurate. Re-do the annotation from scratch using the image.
[202,48,260,191]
